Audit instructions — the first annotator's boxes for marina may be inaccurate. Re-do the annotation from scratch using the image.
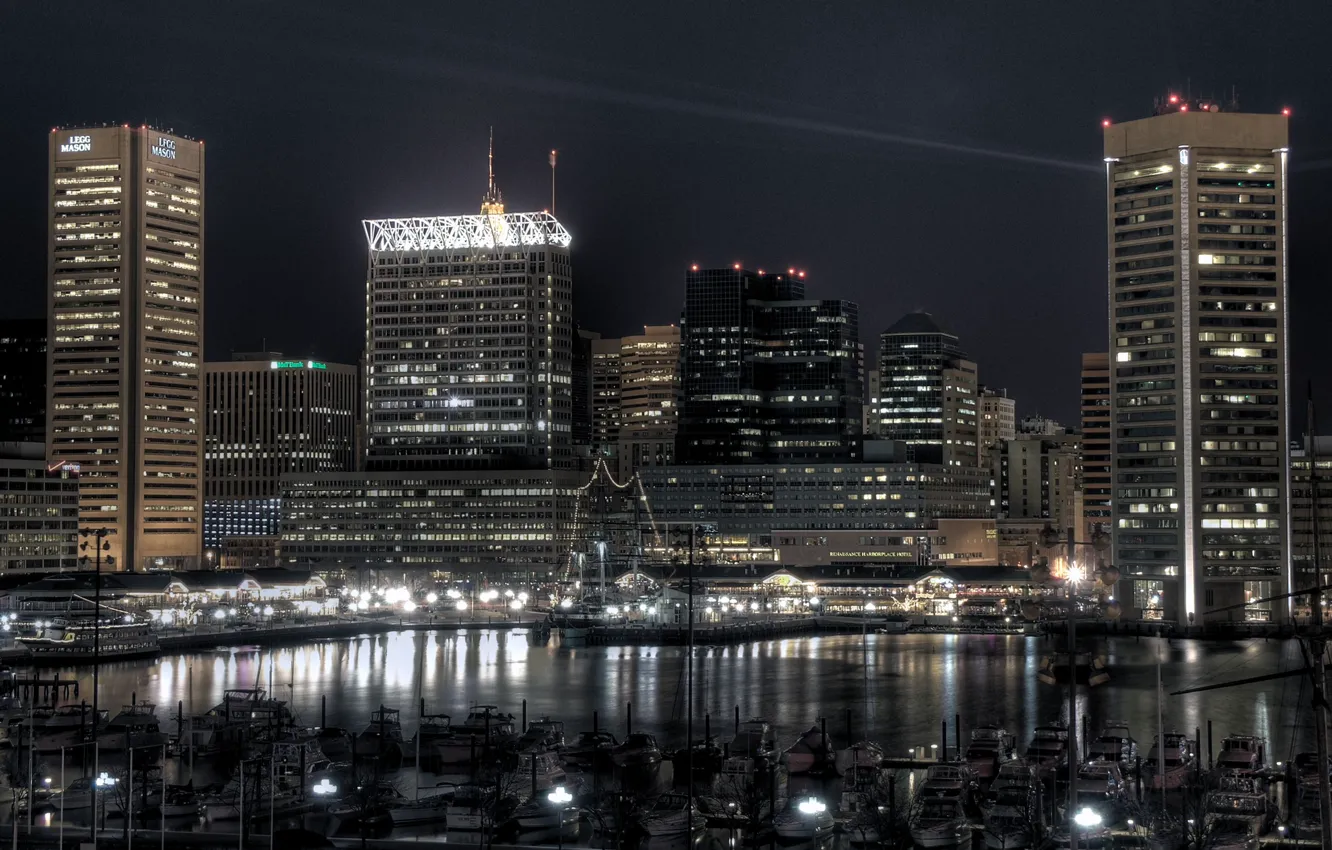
[0,628,1321,847]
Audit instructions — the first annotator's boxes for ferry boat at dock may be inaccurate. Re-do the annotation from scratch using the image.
[19,618,159,663]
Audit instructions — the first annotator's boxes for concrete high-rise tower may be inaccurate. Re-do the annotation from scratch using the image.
[47,125,205,571]
[360,161,574,471]
[876,312,978,468]
[1104,97,1289,623]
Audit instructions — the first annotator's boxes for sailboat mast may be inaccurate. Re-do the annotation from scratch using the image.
[1305,396,1332,849]
[1157,656,1164,814]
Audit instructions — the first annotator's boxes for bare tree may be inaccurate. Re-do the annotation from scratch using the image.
[845,769,912,848]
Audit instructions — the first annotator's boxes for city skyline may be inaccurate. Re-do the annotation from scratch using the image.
[5,2,1332,426]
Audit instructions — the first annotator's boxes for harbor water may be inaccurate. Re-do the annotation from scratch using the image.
[58,629,1314,762]
[11,628,1316,841]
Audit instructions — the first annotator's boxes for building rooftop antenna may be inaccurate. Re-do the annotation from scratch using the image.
[481,127,504,215]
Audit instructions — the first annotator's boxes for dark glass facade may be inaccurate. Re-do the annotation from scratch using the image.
[0,319,47,445]
[678,268,861,463]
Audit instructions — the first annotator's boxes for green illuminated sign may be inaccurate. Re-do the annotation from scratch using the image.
[270,360,327,370]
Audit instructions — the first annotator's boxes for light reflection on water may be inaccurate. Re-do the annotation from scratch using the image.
[55,631,1314,760]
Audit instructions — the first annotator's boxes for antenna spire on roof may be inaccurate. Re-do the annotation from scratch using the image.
[481,126,505,215]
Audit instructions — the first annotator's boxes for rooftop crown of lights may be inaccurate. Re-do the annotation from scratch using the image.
[362,212,571,252]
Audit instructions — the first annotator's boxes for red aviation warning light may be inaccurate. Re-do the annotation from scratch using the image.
[1102,118,1112,128]
[1168,94,1180,104]
[1282,107,1292,117]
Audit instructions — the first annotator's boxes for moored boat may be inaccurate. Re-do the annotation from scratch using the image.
[611,732,662,768]
[784,722,835,775]
[1142,731,1195,790]
[1085,721,1136,767]
[638,792,702,837]
[20,617,159,664]
[909,794,971,848]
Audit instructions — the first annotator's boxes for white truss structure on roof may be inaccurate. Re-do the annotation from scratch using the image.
[362,212,572,253]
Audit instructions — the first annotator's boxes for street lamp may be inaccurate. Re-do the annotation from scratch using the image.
[1073,807,1102,829]
[547,785,574,850]
[79,526,114,850]
[1038,524,1110,850]
[797,797,827,815]
[93,771,117,833]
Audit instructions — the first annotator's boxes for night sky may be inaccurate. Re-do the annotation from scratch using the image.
[4,1,1330,424]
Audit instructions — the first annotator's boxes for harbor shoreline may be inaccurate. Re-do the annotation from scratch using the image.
[0,612,1302,667]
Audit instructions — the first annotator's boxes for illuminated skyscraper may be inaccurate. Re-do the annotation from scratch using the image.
[618,324,681,478]
[47,125,204,571]
[1104,97,1289,622]
[360,211,574,471]
[875,312,978,467]
[204,354,358,566]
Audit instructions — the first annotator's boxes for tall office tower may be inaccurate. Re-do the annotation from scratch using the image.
[876,312,978,467]
[590,337,622,457]
[571,328,597,449]
[360,165,574,471]
[1105,97,1289,623]
[617,324,681,478]
[47,126,205,571]
[0,319,48,443]
[203,354,358,567]
[978,386,1016,455]
[1080,353,1112,540]
[678,266,861,463]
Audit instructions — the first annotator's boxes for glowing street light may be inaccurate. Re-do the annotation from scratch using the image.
[547,786,573,805]
[797,797,827,815]
[425,592,438,604]
[559,598,573,609]
[1073,807,1103,829]
[312,778,338,796]
[403,601,417,613]
[454,599,467,612]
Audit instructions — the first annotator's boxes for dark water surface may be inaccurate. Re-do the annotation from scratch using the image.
[65,629,1313,760]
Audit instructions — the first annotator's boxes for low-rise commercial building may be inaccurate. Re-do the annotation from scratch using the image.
[0,443,79,573]
[279,470,584,579]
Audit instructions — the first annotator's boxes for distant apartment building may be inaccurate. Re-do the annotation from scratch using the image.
[864,368,881,437]
[978,386,1016,469]
[617,325,681,479]
[875,312,978,468]
[204,354,358,567]
[1018,414,1067,435]
[992,434,1083,531]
